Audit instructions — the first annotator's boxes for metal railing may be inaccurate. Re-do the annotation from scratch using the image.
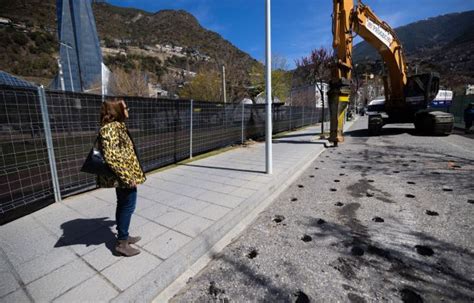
[0,85,328,224]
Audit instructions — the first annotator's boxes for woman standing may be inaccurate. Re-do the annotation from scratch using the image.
[98,98,146,257]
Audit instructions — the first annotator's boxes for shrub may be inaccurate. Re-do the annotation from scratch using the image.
[11,32,29,46]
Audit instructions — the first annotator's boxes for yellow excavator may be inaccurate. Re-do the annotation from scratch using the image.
[329,0,454,145]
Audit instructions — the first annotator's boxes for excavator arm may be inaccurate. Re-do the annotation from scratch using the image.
[328,0,353,144]
[329,0,408,144]
[352,2,407,104]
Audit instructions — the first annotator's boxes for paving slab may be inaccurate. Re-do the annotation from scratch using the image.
[128,220,169,245]
[82,245,122,272]
[16,246,77,284]
[143,230,193,260]
[101,251,162,291]
[136,202,172,220]
[154,210,191,229]
[0,288,30,303]
[171,197,211,214]
[0,271,20,297]
[53,275,119,303]
[172,215,214,238]
[1,224,59,267]
[26,259,95,302]
[196,204,232,221]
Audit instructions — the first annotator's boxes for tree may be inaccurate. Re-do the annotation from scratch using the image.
[249,54,292,103]
[210,49,251,102]
[109,67,149,97]
[295,47,334,134]
[178,69,221,102]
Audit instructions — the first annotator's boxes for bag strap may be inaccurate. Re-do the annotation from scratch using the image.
[93,132,100,148]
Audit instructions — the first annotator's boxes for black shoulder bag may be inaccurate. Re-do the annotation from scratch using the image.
[80,135,115,177]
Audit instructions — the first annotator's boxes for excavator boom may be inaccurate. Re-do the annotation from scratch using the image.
[352,2,407,104]
[329,0,452,143]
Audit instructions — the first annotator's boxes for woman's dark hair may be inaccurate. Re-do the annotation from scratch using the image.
[100,98,126,126]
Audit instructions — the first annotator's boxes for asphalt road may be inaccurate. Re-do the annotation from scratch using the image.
[171,117,474,303]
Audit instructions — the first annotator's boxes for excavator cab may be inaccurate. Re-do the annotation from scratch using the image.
[407,73,453,135]
[404,72,440,112]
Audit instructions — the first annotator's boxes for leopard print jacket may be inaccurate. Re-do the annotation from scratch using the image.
[97,121,146,188]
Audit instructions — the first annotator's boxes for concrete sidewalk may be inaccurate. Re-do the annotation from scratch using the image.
[0,121,353,303]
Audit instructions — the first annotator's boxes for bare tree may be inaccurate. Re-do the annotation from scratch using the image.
[109,67,149,97]
[295,47,333,135]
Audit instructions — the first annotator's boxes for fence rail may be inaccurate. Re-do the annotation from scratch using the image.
[0,85,328,224]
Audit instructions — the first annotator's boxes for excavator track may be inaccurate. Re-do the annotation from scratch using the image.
[414,111,454,136]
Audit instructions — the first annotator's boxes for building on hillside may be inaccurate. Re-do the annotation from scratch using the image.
[148,83,169,98]
[0,17,12,25]
[466,84,474,95]
[51,0,109,94]
[290,83,329,107]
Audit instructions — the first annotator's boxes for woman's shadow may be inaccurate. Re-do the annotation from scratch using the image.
[53,217,119,255]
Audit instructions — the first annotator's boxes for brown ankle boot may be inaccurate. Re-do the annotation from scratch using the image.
[127,235,141,245]
[116,240,140,257]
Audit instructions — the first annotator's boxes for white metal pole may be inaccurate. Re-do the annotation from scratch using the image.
[57,59,65,91]
[289,92,292,130]
[241,101,245,144]
[101,63,105,102]
[65,45,74,92]
[190,99,193,159]
[265,0,272,174]
[38,86,62,203]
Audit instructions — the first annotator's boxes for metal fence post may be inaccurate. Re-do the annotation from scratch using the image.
[241,102,245,144]
[289,105,292,130]
[38,86,62,203]
[302,106,305,126]
[190,99,193,159]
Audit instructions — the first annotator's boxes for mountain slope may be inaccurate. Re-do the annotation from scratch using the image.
[354,10,474,61]
[0,0,258,99]
[353,10,474,92]
[93,4,253,67]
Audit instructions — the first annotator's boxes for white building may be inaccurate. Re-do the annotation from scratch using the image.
[466,84,474,95]
[148,83,169,98]
[0,17,12,25]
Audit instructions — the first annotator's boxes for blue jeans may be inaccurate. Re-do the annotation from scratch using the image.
[115,187,137,240]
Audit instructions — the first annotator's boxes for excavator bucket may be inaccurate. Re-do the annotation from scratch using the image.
[328,79,351,145]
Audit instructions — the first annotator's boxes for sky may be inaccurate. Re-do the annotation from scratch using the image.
[108,0,474,69]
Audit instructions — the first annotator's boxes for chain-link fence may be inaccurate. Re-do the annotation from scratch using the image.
[0,86,53,219]
[0,85,328,224]
[450,95,474,127]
